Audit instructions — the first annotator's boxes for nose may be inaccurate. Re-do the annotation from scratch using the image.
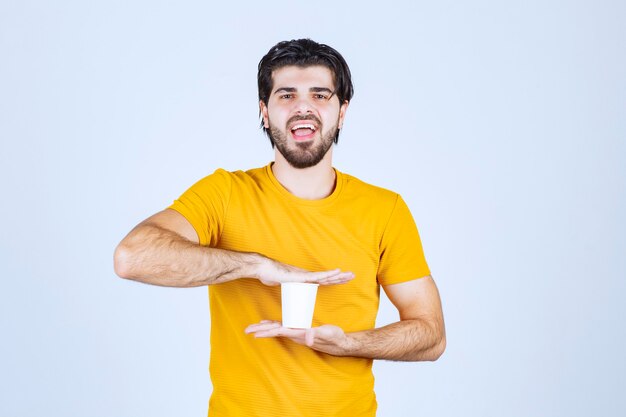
[294,96,314,115]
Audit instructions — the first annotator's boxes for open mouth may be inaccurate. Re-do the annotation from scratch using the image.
[290,123,318,140]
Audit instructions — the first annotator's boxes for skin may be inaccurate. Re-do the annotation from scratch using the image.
[113,208,354,287]
[260,66,348,200]
[114,64,446,362]
[262,66,344,171]
[245,276,445,361]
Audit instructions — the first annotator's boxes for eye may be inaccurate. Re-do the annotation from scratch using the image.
[314,94,329,100]
[279,94,293,99]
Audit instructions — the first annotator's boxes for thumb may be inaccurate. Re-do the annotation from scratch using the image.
[305,328,315,347]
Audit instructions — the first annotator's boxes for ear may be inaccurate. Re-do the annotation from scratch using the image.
[338,100,349,129]
[259,100,269,128]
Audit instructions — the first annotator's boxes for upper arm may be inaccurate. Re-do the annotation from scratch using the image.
[167,169,231,246]
[134,208,199,244]
[377,196,430,286]
[114,209,199,278]
[382,275,444,323]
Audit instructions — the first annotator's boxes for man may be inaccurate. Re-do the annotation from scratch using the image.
[114,38,445,416]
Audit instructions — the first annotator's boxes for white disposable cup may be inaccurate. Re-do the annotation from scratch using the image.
[281,283,319,329]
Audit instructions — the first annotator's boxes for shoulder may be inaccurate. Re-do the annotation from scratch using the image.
[186,168,233,193]
[228,166,269,190]
[340,171,400,208]
[189,166,273,200]
[194,166,265,187]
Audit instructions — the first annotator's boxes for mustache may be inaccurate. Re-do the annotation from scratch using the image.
[287,114,322,126]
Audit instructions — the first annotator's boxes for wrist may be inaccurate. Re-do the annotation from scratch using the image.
[335,331,359,357]
[247,252,269,279]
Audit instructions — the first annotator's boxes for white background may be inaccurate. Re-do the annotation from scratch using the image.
[1,1,624,416]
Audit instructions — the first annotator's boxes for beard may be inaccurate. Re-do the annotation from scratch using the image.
[267,115,339,169]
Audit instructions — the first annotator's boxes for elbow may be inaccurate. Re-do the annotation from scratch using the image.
[428,335,446,361]
[113,243,134,279]
[426,317,447,361]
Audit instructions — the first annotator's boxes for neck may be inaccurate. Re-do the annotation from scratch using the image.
[272,148,336,200]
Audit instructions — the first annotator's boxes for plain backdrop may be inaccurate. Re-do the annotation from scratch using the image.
[1,1,625,416]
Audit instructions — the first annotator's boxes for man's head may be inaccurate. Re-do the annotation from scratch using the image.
[257,39,354,169]
[258,39,354,146]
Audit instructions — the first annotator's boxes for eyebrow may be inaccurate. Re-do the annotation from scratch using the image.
[274,87,297,94]
[310,87,334,94]
[273,87,335,94]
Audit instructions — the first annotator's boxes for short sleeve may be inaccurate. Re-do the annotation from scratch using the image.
[168,169,232,247]
[377,195,430,286]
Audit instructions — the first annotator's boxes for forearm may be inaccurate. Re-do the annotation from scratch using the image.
[343,318,446,362]
[114,222,262,287]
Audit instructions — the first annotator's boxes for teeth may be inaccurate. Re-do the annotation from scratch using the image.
[291,124,316,131]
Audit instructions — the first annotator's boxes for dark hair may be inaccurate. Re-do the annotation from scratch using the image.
[257,39,354,145]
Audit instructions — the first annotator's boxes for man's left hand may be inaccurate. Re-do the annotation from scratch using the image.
[244,320,351,356]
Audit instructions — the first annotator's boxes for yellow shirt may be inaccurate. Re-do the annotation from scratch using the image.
[169,164,430,417]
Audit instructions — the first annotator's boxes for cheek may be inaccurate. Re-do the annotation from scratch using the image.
[322,108,342,126]
[268,108,290,126]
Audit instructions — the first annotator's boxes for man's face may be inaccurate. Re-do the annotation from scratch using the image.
[260,65,348,169]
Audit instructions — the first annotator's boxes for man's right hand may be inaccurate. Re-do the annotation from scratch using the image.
[255,258,355,286]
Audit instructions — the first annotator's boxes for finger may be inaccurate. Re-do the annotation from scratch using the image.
[305,328,315,347]
[245,320,280,329]
[250,328,283,338]
[318,276,352,284]
[306,270,354,283]
[244,321,281,334]
[304,269,340,282]
[255,327,305,339]
[317,272,355,285]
